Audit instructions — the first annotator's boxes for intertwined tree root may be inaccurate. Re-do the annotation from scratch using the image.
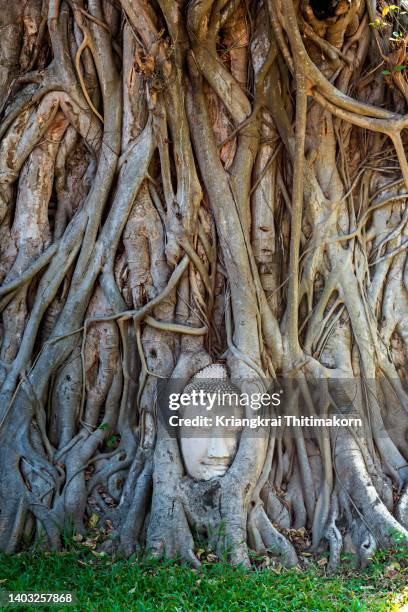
[0,0,407,569]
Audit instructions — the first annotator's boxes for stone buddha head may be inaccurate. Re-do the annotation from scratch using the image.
[179,364,244,480]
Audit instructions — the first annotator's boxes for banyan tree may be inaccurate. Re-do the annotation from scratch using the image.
[0,0,408,569]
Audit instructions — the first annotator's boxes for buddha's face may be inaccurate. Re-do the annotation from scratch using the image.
[180,422,241,480]
[179,364,243,481]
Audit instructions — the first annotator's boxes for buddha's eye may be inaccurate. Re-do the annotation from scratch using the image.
[225,425,242,434]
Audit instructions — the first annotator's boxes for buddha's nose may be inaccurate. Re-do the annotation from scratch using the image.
[207,436,230,461]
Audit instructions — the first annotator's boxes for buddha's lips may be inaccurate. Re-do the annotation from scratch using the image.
[200,460,230,470]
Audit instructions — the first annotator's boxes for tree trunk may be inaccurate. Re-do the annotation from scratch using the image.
[0,0,407,569]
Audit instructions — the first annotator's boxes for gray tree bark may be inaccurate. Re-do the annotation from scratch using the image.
[0,0,407,569]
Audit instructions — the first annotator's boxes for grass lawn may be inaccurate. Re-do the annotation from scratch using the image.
[0,546,407,611]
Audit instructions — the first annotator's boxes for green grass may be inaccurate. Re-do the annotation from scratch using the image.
[0,547,407,612]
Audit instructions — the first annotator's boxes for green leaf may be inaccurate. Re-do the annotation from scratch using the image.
[382,69,391,75]
[394,65,407,71]
[382,4,400,17]
[98,422,109,430]
[106,435,118,448]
